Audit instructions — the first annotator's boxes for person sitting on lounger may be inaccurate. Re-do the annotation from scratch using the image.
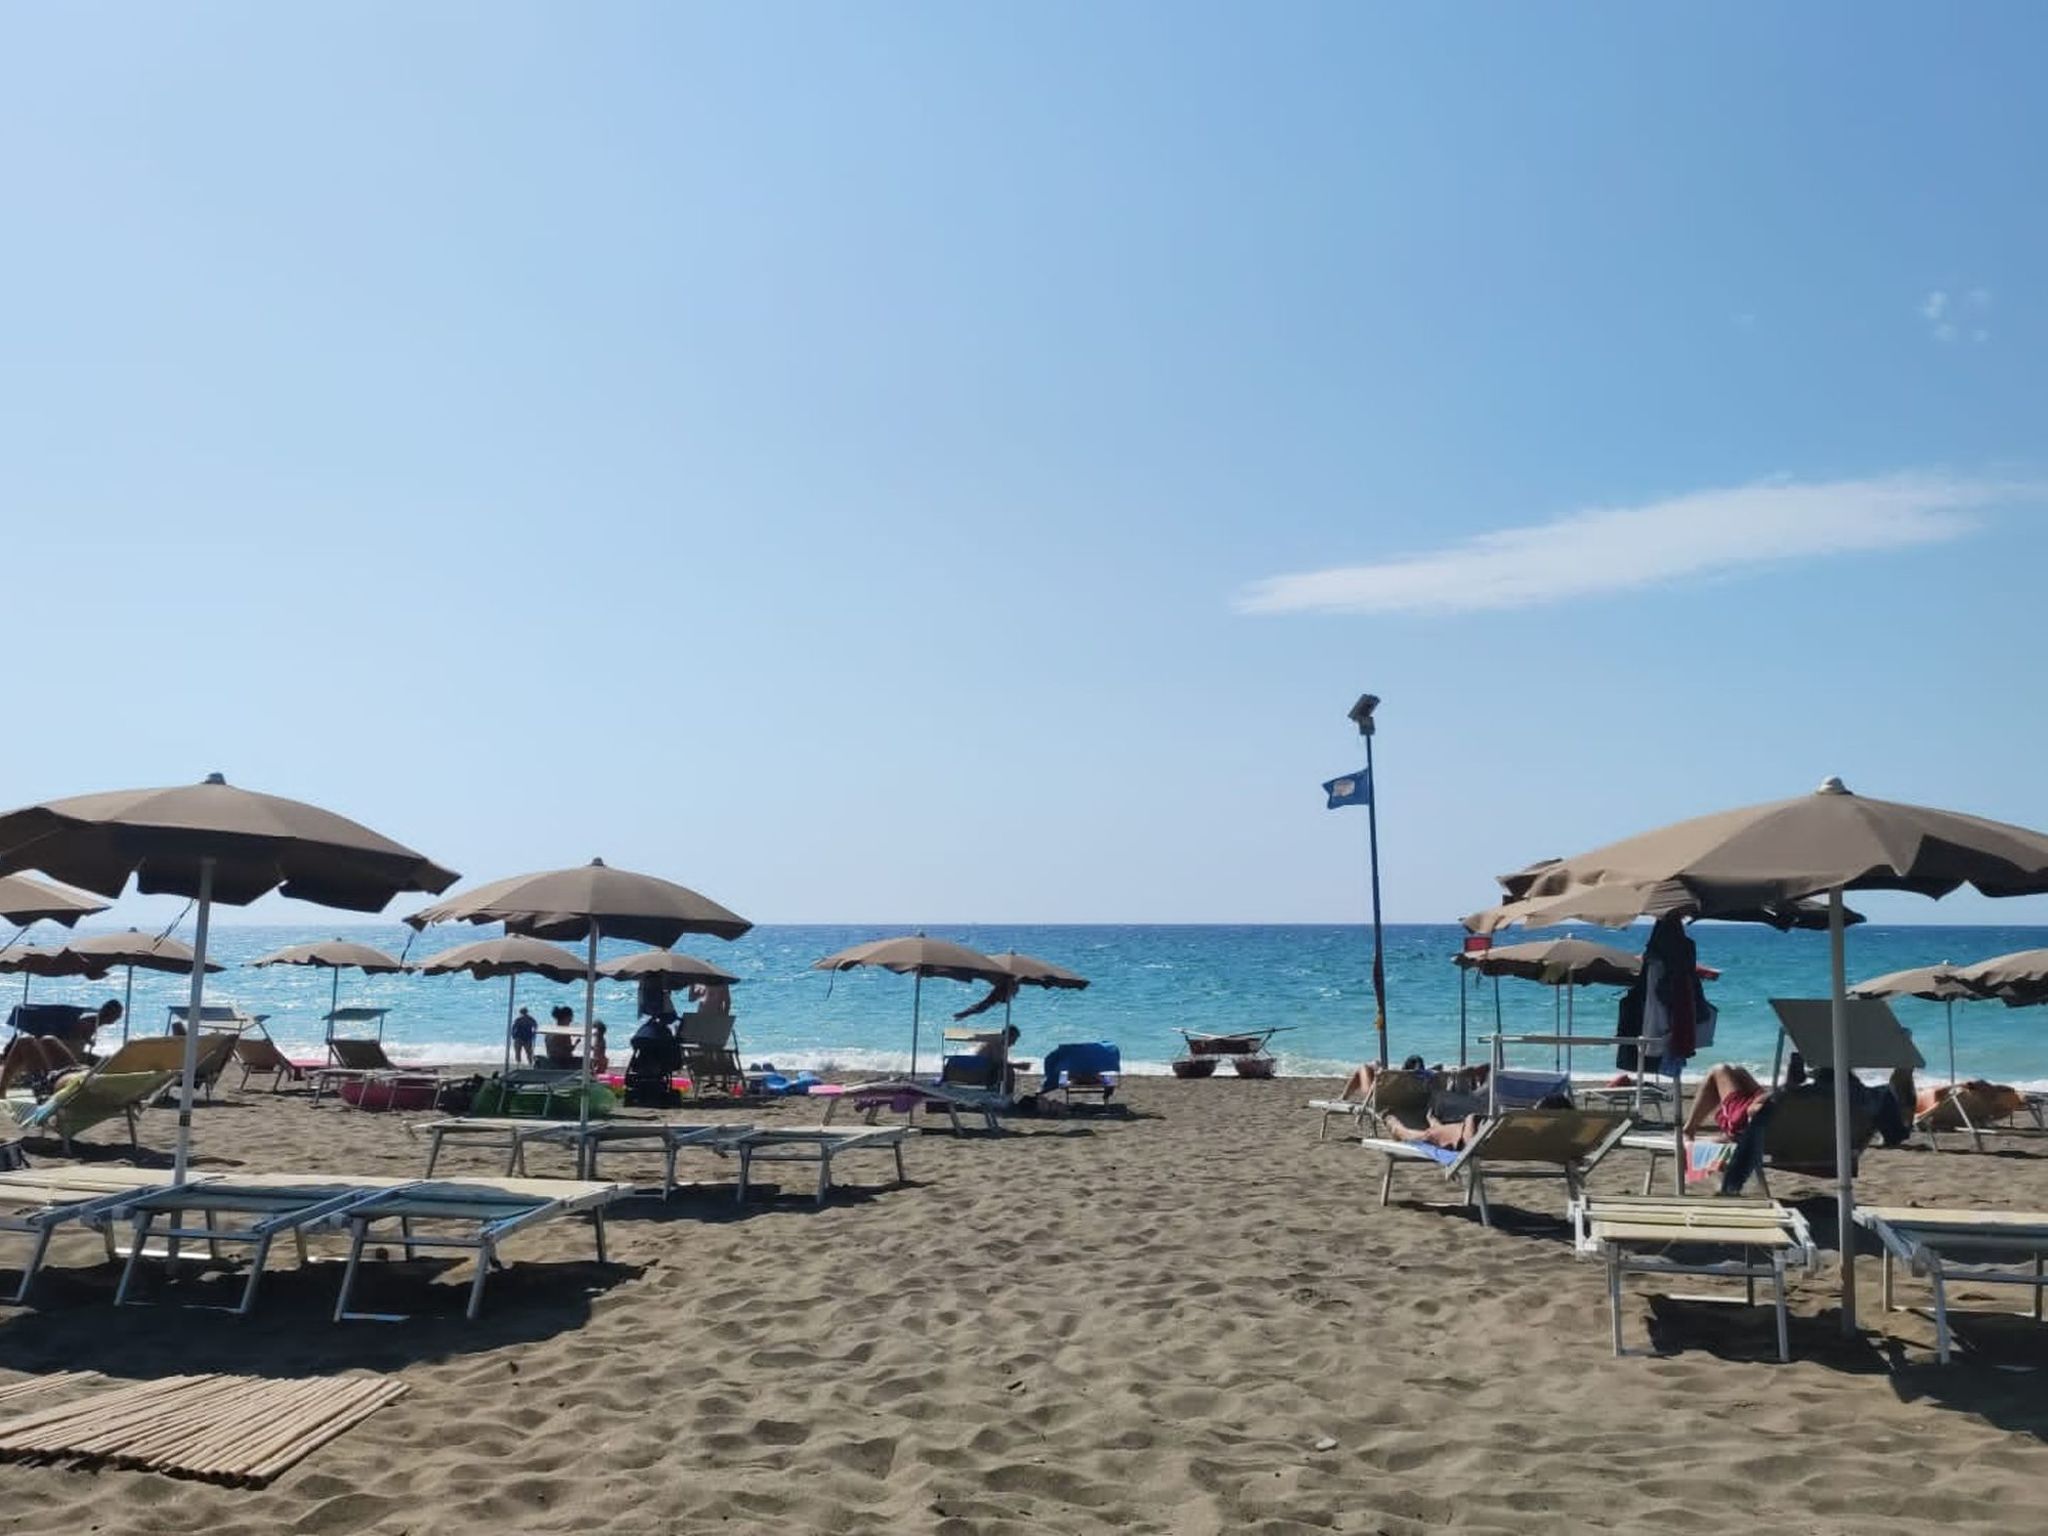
[14,999,121,1056]
[1682,1064,1771,1140]
[1339,1054,1430,1101]
[1783,1053,1914,1147]
[1386,1109,1480,1151]
[0,1035,80,1098]
[543,1007,578,1067]
[973,1024,1021,1096]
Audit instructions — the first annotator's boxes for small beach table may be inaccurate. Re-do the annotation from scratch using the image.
[733,1126,911,1206]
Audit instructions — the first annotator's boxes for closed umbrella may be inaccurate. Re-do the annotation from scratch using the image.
[249,939,407,1060]
[415,935,590,1075]
[408,859,751,1156]
[812,935,1011,1075]
[1508,775,2048,1333]
[55,930,222,1043]
[0,774,455,1181]
[1848,964,1977,1087]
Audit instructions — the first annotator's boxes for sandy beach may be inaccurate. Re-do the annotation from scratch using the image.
[0,1076,2044,1534]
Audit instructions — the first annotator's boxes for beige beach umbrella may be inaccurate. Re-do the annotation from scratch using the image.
[979,950,1090,1037]
[408,860,751,1152]
[1945,948,2048,1006]
[0,774,455,1181]
[1848,963,1979,1087]
[416,935,592,1074]
[595,949,741,986]
[250,939,408,1059]
[56,930,223,1044]
[0,873,108,928]
[1466,880,1862,935]
[1508,776,2048,1334]
[812,935,1011,1075]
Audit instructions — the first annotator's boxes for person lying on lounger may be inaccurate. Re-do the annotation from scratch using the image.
[1681,1064,1772,1140]
[1339,1055,1430,1101]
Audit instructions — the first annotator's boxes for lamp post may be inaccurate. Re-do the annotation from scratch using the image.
[1348,693,1388,1068]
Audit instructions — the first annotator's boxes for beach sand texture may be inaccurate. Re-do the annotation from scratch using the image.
[0,1077,2042,1533]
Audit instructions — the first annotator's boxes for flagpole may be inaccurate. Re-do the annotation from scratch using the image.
[1348,694,1388,1069]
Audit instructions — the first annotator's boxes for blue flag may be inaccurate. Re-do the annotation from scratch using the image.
[1322,768,1372,809]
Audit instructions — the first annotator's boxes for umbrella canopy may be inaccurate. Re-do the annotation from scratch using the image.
[1512,775,2048,1336]
[407,858,751,946]
[0,873,109,928]
[1945,948,2048,1007]
[596,950,741,986]
[415,935,591,983]
[1847,964,1977,1003]
[1466,880,1864,935]
[0,943,111,980]
[0,774,454,1183]
[248,939,407,974]
[812,936,1010,1075]
[986,952,1090,990]
[59,929,219,975]
[0,774,457,911]
[1454,937,1645,988]
[812,936,1011,984]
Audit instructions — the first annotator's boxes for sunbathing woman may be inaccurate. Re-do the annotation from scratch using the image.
[1682,1063,1770,1139]
[1385,1109,1482,1151]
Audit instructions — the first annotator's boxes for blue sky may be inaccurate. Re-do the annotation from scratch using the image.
[2,2,2045,927]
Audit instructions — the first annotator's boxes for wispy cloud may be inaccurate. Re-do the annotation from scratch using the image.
[1924,285,1991,342]
[1235,473,2027,617]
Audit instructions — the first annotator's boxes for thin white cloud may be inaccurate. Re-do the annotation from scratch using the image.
[1967,286,1992,308]
[1235,473,2025,617]
[1922,290,1950,320]
[1933,321,1958,343]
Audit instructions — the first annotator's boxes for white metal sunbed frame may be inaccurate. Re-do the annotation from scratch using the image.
[0,1167,218,1304]
[1363,1108,1632,1227]
[823,1079,1000,1134]
[1854,1204,2048,1364]
[417,1117,750,1198]
[1571,1193,1815,1362]
[733,1126,910,1206]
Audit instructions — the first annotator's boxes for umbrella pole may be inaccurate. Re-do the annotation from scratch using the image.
[1946,998,1956,1088]
[911,971,924,1078]
[579,927,598,1175]
[1566,985,1574,1081]
[1458,966,1467,1067]
[172,859,215,1185]
[329,969,340,1046]
[1828,887,1858,1336]
[123,964,134,1045]
[1553,987,1561,1070]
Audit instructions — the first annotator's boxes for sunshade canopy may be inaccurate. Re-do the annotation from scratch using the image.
[249,939,407,974]
[1945,948,2048,1007]
[1466,878,1865,935]
[407,858,751,946]
[596,950,741,986]
[811,935,1009,983]
[0,873,109,928]
[0,943,111,979]
[986,951,1090,989]
[1454,937,1646,988]
[413,935,590,984]
[59,930,221,976]
[0,774,457,911]
[1847,964,1978,1003]
[1502,778,2048,910]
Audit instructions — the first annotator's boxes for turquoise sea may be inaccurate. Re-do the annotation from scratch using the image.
[16,922,2048,1087]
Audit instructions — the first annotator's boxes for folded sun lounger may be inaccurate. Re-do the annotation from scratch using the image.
[1854,1204,2048,1364]
[1571,1193,1815,1362]
[1363,1108,1631,1227]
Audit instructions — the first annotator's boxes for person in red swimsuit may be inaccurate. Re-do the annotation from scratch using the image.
[1683,1064,1769,1139]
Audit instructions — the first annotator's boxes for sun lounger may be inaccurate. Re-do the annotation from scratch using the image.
[417,1117,589,1178]
[5,1070,181,1155]
[1571,1193,1816,1361]
[112,1175,411,1314]
[1622,1093,1881,1199]
[677,1012,744,1097]
[530,1121,749,1198]
[1308,1068,1432,1142]
[233,1035,305,1093]
[1363,1108,1631,1227]
[732,1126,910,1206]
[97,1034,239,1105]
[323,1176,619,1321]
[823,1078,1000,1133]
[1914,1082,2037,1153]
[0,1166,217,1303]
[1854,1204,2048,1364]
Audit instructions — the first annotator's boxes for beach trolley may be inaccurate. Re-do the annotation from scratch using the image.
[1172,1027,1292,1079]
